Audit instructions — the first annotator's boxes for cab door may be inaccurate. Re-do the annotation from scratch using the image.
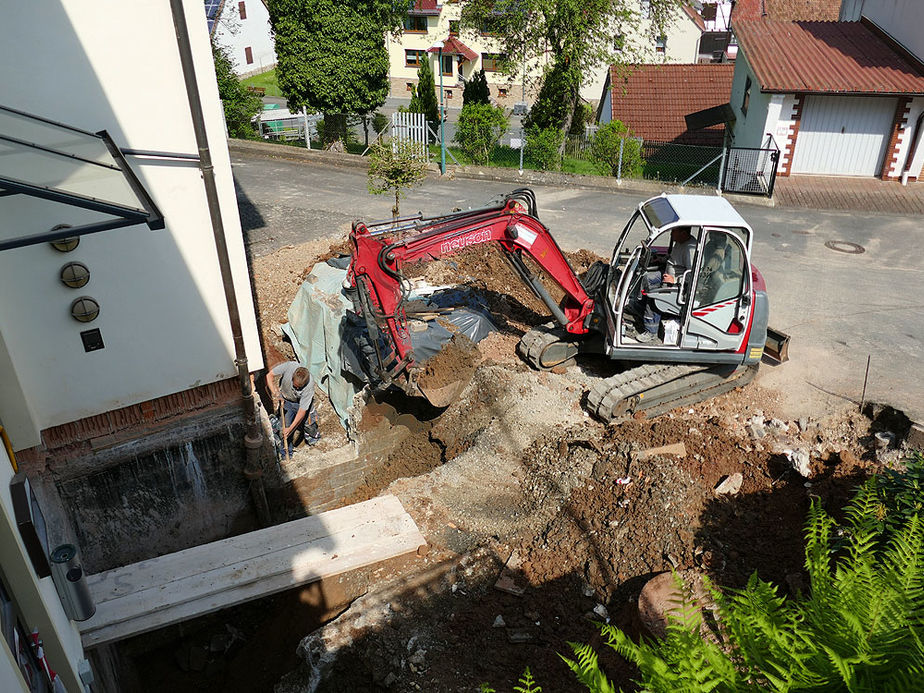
[684,228,751,351]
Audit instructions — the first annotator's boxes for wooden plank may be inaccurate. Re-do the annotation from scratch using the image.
[87,495,405,603]
[85,513,415,628]
[81,526,423,648]
[78,495,425,648]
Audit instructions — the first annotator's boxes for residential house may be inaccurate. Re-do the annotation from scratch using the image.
[1,1,264,688]
[597,63,735,145]
[390,1,722,108]
[207,0,277,76]
[582,2,733,108]
[387,0,527,108]
[728,18,924,180]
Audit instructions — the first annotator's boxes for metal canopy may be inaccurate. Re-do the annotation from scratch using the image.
[0,104,165,252]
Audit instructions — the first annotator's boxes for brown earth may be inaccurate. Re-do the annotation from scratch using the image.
[199,236,912,693]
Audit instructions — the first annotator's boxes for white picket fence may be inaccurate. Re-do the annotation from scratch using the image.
[391,111,428,158]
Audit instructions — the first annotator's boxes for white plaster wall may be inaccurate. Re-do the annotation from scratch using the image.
[0,0,263,445]
[841,0,924,61]
[0,449,86,691]
[214,0,277,75]
[728,52,774,148]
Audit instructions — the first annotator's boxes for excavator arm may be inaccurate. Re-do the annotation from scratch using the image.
[348,189,595,394]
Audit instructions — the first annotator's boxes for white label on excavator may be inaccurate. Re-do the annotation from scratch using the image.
[515,224,537,249]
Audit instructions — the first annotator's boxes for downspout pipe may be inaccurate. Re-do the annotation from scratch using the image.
[901,110,924,186]
[169,0,270,524]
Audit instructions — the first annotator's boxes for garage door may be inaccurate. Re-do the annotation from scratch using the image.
[791,96,896,176]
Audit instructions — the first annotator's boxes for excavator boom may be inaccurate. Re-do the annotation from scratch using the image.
[348,190,596,401]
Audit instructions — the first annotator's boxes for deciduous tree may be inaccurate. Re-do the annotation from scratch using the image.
[211,42,262,139]
[367,139,429,218]
[267,0,403,145]
[461,0,679,152]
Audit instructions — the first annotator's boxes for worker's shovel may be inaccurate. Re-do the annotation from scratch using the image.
[278,400,290,463]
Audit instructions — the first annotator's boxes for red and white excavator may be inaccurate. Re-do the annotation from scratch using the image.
[347,189,772,420]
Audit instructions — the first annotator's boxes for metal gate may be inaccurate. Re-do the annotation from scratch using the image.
[722,140,780,197]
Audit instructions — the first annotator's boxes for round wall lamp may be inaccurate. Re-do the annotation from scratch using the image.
[70,297,100,323]
[60,262,90,288]
[49,225,79,252]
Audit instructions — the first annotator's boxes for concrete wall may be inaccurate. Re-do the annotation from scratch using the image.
[55,412,254,572]
[213,0,277,75]
[841,0,924,60]
[0,447,88,692]
[0,0,263,449]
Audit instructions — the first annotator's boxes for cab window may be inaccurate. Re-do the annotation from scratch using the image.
[693,231,745,308]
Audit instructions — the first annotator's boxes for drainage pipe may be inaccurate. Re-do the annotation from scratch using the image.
[169,0,270,525]
[901,110,924,186]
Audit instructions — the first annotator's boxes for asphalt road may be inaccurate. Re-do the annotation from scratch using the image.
[231,150,924,424]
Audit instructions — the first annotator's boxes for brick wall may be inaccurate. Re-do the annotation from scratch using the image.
[17,377,242,471]
[882,97,913,180]
[777,94,804,177]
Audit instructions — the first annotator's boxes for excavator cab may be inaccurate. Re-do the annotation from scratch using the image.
[606,195,757,359]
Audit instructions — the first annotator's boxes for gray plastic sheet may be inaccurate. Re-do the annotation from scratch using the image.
[282,264,499,433]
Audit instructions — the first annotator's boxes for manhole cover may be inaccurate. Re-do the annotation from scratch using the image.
[824,240,865,254]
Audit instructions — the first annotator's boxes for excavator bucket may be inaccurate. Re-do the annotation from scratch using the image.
[413,334,479,408]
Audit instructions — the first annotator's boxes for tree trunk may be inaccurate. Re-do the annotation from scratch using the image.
[323,113,347,148]
[556,83,580,159]
[393,188,400,219]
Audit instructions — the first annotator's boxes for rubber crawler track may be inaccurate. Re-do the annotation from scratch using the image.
[587,363,758,422]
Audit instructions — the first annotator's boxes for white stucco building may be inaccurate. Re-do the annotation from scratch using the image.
[0,1,265,689]
[207,0,277,75]
[728,11,924,181]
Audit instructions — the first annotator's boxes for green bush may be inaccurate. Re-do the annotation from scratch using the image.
[524,126,564,171]
[463,69,491,106]
[560,462,924,692]
[454,103,508,165]
[212,42,261,139]
[372,111,389,134]
[590,120,643,178]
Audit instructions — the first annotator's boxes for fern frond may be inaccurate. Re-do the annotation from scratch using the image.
[512,667,542,693]
[559,644,617,693]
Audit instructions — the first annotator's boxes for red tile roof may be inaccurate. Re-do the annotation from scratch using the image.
[427,36,477,61]
[607,64,735,145]
[409,0,441,16]
[735,20,924,95]
[732,0,841,22]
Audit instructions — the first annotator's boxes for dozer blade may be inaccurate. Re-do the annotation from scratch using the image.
[764,326,790,363]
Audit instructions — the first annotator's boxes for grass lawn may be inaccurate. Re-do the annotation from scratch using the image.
[241,69,283,98]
